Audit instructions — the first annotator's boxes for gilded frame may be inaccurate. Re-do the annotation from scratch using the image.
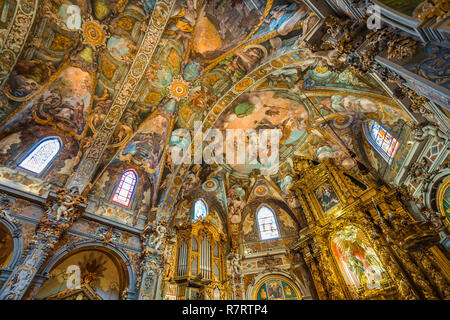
[437,177,450,223]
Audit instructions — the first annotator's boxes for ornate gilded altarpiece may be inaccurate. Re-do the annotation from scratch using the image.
[290,157,450,300]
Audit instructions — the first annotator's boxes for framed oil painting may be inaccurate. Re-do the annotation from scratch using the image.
[314,181,340,213]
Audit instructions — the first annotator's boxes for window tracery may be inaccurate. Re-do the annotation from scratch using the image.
[18,138,61,174]
[365,120,400,163]
[257,205,280,240]
[193,199,208,221]
[112,170,137,207]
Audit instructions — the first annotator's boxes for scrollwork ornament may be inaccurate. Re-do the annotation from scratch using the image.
[0,193,20,226]
[0,0,38,88]
[67,0,177,193]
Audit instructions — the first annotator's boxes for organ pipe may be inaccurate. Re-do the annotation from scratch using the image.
[207,238,211,279]
[177,240,188,276]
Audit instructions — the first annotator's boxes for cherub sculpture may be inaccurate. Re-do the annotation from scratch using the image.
[53,187,83,221]
[228,186,246,225]
[228,252,243,276]
[150,218,168,251]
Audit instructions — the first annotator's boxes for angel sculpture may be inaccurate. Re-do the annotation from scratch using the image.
[228,186,246,224]
[55,194,76,221]
[229,253,243,276]
[54,188,82,221]
[151,219,168,251]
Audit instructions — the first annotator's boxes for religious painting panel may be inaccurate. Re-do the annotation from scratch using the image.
[215,90,308,176]
[314,181,340,214]
[190,0,269,61]
[31,66,93,139]
[118,114,171,174]
[331,225,392,299]
[253,275,300,300]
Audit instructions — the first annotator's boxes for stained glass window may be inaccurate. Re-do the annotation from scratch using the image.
[257,205,280,240]
[18,138,61,174]
[367,120,400,163]
[193,199,208,221]
[112,170,137,207]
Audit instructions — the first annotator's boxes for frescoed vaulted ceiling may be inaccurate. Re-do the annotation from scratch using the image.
[0,0,414,227]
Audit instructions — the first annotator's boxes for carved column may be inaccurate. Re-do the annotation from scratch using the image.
[228,252,244,300]
[137,251,163,300]
[295,192,316,225]
[312,237,347,299]
[410,250,450,299]
[301,246,327,300]
[137,218,171,300]
[0,235,52,300]
[0,188,86,300]
[374,201,440,299]
[357,208,419,299]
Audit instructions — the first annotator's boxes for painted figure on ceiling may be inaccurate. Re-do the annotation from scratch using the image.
[265,3,308,36]
[191,0,262,60]
[119,115,170,174]
[57,2,82,30]
[6,60,56,100]
[26,66,93,139]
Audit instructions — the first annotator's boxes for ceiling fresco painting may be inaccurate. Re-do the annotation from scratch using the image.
[211,63,412,178]
[215,90,309,175]
[0,0,416,229]
[0,1,18,43]
[73,0,320,211]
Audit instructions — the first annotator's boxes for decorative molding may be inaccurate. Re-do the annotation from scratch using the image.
[67,0,177,193]
[0,0,39,89]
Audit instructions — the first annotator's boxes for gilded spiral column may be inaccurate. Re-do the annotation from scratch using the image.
[301,247,328,300]
[357,208,419,299]
[375,202,440,299]
[312,237,347,300]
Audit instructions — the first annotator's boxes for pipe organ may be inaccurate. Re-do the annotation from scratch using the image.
[175,224,223,281]
[177,240,189,277]
[166,218,231,300]
[199,235,211,279]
